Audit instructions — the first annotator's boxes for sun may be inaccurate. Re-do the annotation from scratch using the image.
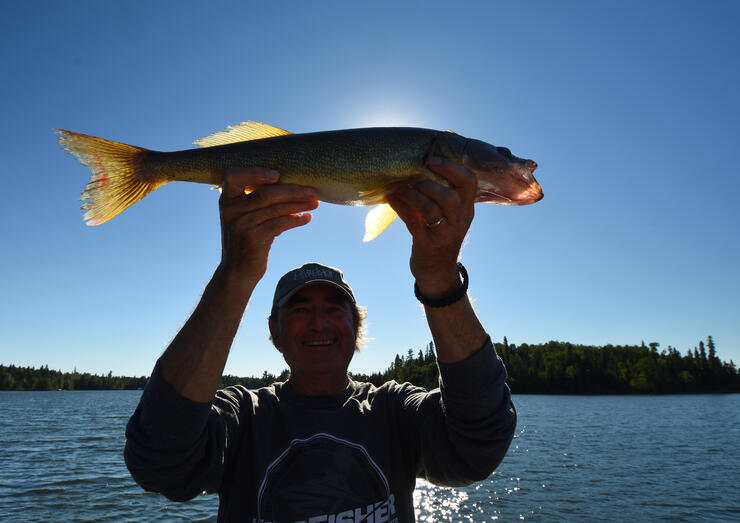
[347,98,430,129]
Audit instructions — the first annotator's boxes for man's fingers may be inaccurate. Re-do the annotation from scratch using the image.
[414,180,463,225]
[220,184,318,220]
[389,180,463,231]
[389,184,440,223]
[427,157,477,203]
[263,213,313,238]
[230,212,313,243]
[224,199,319,229]
[386,191,425,236]
[221,167,280,199]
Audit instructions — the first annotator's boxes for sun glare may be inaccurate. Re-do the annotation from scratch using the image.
[348,99,430,129]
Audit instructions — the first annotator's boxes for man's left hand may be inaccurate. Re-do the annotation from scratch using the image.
[386,157,477,297]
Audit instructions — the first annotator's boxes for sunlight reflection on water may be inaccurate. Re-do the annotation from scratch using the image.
[411,394,740,521]
[414,479,472,521]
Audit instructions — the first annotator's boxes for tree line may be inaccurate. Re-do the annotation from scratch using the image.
[351,336,740,394]
[2,336,738,394]
[0,365,149,391]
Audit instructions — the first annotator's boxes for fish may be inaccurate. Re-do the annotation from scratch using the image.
[56,122,542,241]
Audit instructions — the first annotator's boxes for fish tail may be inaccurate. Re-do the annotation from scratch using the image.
[56,129,166,225]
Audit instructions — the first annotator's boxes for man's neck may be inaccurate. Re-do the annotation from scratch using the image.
[289,373,350,396]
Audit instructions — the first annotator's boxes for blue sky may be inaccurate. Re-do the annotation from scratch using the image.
[1,1,738,377]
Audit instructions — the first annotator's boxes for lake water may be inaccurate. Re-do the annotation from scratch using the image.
[1,391,738,522]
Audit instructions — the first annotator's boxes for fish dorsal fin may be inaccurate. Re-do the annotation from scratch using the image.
[194,121,292,147]
[363,203,398,242]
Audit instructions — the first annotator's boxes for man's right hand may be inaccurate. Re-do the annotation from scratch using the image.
[219,168,319,286]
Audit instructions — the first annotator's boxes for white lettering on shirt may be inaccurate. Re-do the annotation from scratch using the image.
[252,494,397,523]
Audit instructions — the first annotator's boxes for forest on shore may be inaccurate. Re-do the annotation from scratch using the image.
[2,336,738,394]
[353,336,739,394]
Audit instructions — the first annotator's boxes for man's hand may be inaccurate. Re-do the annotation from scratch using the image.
[219,168,319,286]
[386,157,477,298]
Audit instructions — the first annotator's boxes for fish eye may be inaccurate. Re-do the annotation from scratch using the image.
[496,147,513,159]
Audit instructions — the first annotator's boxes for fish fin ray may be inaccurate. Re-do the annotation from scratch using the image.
[363,203,398,242]
[193,121,292,147]
[357,186,388,204]
[56,129,165,225]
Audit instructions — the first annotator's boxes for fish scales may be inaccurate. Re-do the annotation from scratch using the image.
[149,128,449,205]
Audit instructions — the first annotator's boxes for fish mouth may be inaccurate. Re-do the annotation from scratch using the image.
[468,154,542,206]
[476,182,543,206]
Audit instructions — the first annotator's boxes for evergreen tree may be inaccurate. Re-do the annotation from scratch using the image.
[707,336,717,361]
[699,341,707,362]
[425,342,436,362]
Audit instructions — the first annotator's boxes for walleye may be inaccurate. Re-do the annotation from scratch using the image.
[56,122,542,241]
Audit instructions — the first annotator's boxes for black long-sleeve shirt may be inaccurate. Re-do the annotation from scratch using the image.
[124,338,516,522]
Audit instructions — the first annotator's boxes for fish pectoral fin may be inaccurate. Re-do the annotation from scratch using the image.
[363,204,398,242]
[193,121,292,147]
[357,186,387,203]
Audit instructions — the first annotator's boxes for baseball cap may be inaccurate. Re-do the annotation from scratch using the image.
[272,263,356,308]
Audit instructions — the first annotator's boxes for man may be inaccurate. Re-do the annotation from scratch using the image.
[124,158,516,522]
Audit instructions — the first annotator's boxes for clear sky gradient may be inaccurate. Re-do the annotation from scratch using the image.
[1,1,738,377]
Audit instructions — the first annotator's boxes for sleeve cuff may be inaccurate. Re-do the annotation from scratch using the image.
[437,337,507,398]
[137,361,214,444]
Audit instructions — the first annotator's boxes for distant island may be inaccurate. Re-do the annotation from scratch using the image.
[2,336,738,394]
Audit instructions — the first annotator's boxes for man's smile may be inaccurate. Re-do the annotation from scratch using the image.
[303,339,335,347]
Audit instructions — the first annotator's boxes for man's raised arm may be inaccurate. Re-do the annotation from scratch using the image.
[388,158,516,484]
[158,168,318,402]
[386,157,487,362]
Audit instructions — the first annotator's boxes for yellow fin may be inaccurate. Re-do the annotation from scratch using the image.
[193,121,292,147]
[56,129,165,225]
[357,186,388,205]
[363,203,398,242]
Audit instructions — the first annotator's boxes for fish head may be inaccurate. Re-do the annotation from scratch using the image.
[462,138,543,205]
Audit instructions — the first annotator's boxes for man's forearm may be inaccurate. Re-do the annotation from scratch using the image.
[158,264,257,402]
[424,293,488,364]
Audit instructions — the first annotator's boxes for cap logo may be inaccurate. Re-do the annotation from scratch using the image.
[292,267,338,282]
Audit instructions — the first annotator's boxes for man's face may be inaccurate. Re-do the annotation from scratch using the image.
[270,283,357,387]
